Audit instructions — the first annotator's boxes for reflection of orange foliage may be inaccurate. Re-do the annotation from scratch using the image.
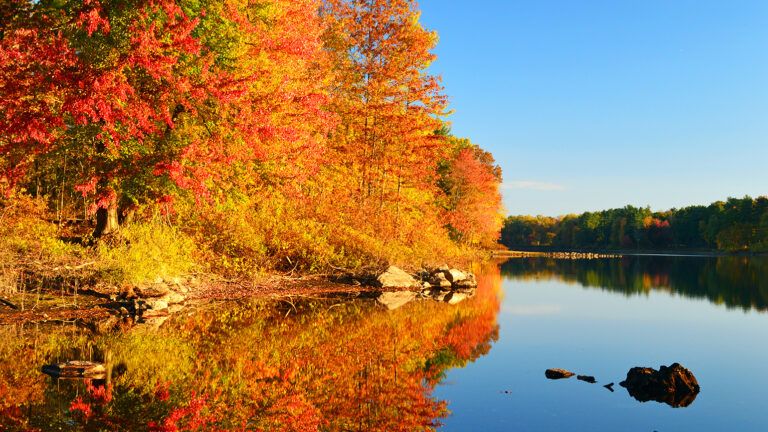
[443,265,501,360]
[0,265,503,431]
[262,394,323,432]
[85,379,113,404]
[69,396,93,421]
[148,393,222,432]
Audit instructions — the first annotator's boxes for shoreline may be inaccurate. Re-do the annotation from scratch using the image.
[0,273,386,328]
[0,263,483,328]
[491,249,767,258]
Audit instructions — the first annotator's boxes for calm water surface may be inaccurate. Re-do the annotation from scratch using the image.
[436,256,768,431]
[1,256,767,430]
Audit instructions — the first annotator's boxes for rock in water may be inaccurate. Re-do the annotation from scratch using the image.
[619,363,700,407]
[545,368,575,379]
[577,375,597,384]
[430,272,452,288]
[455,273,478,288]
[445,292,469,305]
[42,361,106,379]
[376,266,418,288]
[377,291,417,310]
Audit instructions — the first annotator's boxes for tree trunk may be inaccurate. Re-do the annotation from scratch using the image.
[94,206,119,237]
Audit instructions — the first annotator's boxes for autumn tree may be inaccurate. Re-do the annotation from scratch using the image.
[1,0,334,236]
[321,0,448,236]
[439,136,503,246]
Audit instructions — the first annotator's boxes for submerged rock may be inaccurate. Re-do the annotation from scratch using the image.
[376,266,419,289]
[619,363,700,407]
[377,291,416,310]
[42,361,106,379]
[545,368,575,379]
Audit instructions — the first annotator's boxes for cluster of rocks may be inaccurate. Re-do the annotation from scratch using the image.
[109,278,190,327]
[496,251,620,259]
[375,265,478,310]
[545,363,700,408]
[545,368,598,385]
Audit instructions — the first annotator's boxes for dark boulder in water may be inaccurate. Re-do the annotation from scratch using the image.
[577,375,596,383]
[619,363,700,407]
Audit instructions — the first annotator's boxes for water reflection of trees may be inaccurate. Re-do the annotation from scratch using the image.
[0,266,501,431]
[500,256,768,312]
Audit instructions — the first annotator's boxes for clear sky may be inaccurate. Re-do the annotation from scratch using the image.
[418,0,768,216]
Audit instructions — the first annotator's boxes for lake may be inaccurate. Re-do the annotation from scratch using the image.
[437,255,768,431]
[0,255,766,430]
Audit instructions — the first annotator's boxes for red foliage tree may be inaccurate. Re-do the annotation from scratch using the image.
[440,138,504,246]
[1,0,334,235]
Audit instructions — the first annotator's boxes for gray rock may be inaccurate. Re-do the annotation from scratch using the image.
[446,268,467,283]
[376,266,418,288]
[430,272,452,288]
[144,299,169,311]
[135,283,170,298]
[377,291,416,310]
[455,273,478,287]
[161,291,185,305]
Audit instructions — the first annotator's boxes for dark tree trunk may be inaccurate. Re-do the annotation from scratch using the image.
[94,206,119,237]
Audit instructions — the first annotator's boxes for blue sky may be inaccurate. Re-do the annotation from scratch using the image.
[418,0,768,216]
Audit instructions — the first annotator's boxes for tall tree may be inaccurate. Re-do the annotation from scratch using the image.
[322,0,448,232]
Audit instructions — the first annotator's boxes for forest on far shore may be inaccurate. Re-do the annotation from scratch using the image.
[501,196,768,253]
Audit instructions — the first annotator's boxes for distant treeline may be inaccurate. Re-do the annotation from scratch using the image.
[501,196,768,252]
[500,256,768,312]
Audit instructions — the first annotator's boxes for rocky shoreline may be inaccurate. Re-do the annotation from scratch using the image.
[373,265,478,310]
[0,264,480,330]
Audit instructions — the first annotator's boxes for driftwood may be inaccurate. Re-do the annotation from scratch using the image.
[0,298,19,310]
[41,361,106,379]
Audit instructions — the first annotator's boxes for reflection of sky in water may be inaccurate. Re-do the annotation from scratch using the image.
[436,258,768,431]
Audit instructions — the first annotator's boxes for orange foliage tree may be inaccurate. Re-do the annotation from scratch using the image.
[317,0,451,247]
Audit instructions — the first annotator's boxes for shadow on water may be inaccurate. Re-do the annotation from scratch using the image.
[500,255,768,312]
[0,265,502,431]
